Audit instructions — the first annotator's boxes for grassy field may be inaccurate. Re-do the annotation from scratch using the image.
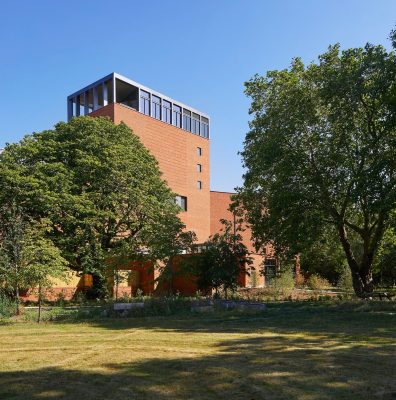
[0,302,395,400]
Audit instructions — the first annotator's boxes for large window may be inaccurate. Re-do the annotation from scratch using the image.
[175,195,187,211]
[172,104,182,128]
[183,109,191,132]
[192,113,200,135]
[140,90,150,116]
[132,85,209,136]
[152,95,161,120]
[201,117,209,138]
[162,100,171,124]
[264,258,277,285]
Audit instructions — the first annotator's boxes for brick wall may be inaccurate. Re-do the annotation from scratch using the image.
[210,191,268,287]
[90,104,211,243]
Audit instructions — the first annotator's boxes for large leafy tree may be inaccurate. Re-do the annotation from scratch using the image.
[237,33,396,296]
[0,117,184,294]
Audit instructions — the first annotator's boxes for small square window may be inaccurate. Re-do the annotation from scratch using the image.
[197,181,202,190]
[197,147,202,156]
[175,195,187,211]
[197,164,202,172]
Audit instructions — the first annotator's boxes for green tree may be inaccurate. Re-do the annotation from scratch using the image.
[374,225,396,286]
[0,203,67,316]
[237,33,396,297]
[299,229,348,285]
[191,220,252,296]
[0,117,184,295]
[152,228,197,294]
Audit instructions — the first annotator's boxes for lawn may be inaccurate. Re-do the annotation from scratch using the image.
[0,302,395,400]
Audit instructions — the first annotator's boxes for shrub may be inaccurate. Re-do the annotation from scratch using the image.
[250,270,258,288]
[307,274,331,290]
[272,268,295,297]
[295,273,305,287]
[338,266,353,291]
[135,288,144,300]
[125,297,191,317]
[0,294,15,318]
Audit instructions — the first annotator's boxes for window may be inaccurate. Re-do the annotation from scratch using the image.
[201,117,209,138]
[183,109,191,132]
[197,180,202,190]
[116,79,139,110]
[197,163,202,172]
[152,95,161,120]
[172,104,182,128]
[140,90,150,116]
[264,258,276,268]
[175,195,187,211]
[264,258,277,285]
[197,147,202,156]
[192,113,200,135]
[162,100,171,124]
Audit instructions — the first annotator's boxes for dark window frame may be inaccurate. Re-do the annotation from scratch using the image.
[172,104,182,128]
[183,109,191,132]
[140,90,150,116]
[192,113,200,135]
[162,100,171,124]
[152,95,161,120]
[175,195,188,211]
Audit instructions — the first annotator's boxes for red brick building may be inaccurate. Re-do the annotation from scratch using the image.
[64,73,274,296]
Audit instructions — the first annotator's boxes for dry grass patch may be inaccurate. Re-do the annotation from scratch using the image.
[0,302,395,400]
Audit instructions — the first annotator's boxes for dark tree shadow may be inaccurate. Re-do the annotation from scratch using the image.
[2,302,395,399]
[1,335,395,400]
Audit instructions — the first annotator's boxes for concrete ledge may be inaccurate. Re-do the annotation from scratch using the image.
[113,302,144,311]
[191,305,214,313]
[215,300,266,311]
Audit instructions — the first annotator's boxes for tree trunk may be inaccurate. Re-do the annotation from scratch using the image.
[350,265,374,297]
[114,269,118,300]
[37,282,42,323]
[337,223,374,297]
[15,285,20,316]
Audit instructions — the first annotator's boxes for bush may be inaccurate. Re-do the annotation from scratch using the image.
[338,266,353,291]
[0,294,15,318]
[307,274,331,290]
[295,273,305,287]
[136,297,191,316]
[108,296,194,318]
[272,268,295,297]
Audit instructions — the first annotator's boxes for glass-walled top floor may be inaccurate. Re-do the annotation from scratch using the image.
[67,73,210,139]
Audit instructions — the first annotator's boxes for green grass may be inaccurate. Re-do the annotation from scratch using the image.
[0,301,395,399]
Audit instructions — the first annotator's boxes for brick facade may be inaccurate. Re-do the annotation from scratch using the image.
[91,103,210,242]
[210,191,269,287]
[20,77,276,302]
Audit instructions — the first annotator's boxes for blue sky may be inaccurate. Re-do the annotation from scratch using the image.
[1,0,395,192]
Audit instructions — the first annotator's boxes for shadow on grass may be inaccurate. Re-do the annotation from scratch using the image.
[65,301,396,339]
[1,327,395,400]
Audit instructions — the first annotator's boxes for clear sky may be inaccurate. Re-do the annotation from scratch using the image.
[1,0,395,192]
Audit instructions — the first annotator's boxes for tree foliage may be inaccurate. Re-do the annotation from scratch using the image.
[237,34,396,296]
[299,228,348,285]
[190,220,252,296]
[374,222,396,286]
[0,202,67,314]
[0,117,185,295]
